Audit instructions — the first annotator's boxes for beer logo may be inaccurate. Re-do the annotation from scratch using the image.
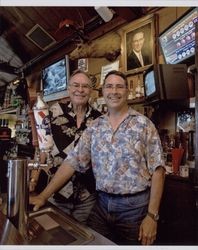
[42,115,51,135]
[36,111,52,135]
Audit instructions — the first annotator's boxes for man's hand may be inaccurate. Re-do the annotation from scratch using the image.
[29,194,47,211]
[29,161,75,212]
[138,215,157,245]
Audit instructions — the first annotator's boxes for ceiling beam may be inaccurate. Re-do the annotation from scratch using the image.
[113,7,143,22]
[0,61,18,74]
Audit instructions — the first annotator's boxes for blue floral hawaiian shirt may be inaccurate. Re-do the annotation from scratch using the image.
[66,108,165,194]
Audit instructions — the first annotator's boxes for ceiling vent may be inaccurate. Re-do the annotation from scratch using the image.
[26,24,56,51]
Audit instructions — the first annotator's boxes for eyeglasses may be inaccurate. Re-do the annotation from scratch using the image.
[69,82,91,90]
[103,83,127,90]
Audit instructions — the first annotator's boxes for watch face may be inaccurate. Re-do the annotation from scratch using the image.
[148,212,159,221]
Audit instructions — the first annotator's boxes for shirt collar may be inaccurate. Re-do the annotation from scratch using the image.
[133,49,142,58]
[128,107,141,116]
[68,102,92,118]
[100,107,140,121]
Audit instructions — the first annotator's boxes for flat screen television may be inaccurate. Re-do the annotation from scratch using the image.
[143,64,189,104]
[42,55,70,102]
[159,7,198,65]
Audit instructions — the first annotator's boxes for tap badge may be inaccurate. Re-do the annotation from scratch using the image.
[36,110,52,135]
[34,109,54,150]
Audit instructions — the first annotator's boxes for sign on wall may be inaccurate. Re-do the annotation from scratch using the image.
[100,60,119,85]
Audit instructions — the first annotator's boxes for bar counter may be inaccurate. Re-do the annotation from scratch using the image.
[1,174,196,245]
[0,210,24,245]
[0,196,115,245]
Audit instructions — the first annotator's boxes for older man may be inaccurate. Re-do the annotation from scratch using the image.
[30,69,101,224]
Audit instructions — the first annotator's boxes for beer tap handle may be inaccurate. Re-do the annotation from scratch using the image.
[28,161,53,177]
[44,151,54,176]
[28,109,39,147]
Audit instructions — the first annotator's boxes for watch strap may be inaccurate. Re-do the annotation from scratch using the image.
[147,211,159,221]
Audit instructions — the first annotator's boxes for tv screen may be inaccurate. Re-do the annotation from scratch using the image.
[159,7,198,64]
[143,64,188,103]
[42,56,70,102]
[144,70,156,97]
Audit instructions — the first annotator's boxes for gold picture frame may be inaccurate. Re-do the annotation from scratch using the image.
[122,14,158,74]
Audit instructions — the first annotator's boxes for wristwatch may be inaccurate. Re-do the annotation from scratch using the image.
[147,211,159,221]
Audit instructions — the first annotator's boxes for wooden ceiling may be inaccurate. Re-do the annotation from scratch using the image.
[0,6,159,86]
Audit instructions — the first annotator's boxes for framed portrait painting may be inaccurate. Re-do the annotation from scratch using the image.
[122,14,158,74]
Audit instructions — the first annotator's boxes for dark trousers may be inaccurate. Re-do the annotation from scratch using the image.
[87,189,150,245]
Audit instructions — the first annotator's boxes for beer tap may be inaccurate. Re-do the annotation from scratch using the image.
[27,92,54,175]
[7,92,54,240]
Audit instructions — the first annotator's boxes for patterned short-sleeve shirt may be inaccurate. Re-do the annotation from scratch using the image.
[66,108,165,194]
[49,101,101,202]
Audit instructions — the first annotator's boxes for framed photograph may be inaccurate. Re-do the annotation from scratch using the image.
[122,14,158,74]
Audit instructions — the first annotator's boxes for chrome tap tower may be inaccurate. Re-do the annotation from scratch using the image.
[7,92,54,239]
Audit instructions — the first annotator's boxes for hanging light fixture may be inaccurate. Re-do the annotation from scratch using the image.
[58,19,75,29]
[94,7,114,22]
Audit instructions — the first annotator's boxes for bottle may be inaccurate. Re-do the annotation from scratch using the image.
[0,119,12,140]
[135,83,141,98]
[166,134,175,172]
[188,130,195,161]
[33,92,53,152]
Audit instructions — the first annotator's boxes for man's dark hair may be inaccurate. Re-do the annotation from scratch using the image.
[104,70,128,87]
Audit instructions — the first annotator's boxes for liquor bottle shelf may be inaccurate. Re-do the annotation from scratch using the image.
[0,107,17,114]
